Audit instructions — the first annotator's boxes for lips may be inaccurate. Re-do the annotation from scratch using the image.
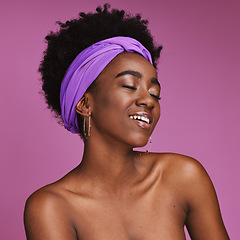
[129,115,150,124]
[129,111,152,129]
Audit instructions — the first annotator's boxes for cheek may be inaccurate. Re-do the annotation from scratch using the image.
[96,87,130,110]
[98,93,119,110]
[93,90,125,120]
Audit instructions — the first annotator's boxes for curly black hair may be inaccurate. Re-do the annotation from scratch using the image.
[39,3,162,138]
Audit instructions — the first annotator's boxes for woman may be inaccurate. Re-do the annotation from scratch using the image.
[24,4,229,240]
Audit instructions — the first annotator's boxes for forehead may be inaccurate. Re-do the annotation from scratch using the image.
[98,52,157,79]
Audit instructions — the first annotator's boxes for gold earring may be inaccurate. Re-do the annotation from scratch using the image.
[83,115,91,139]
[146,137,152,153]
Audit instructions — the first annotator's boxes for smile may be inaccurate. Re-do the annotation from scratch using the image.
[129,115,150,124]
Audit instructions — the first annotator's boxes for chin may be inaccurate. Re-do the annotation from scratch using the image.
[130,136,149,148]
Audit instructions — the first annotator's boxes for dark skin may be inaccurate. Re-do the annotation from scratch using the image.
[24,52,229,240]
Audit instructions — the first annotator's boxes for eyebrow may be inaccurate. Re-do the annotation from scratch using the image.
[115,70,161,88]
[115,70,142,79]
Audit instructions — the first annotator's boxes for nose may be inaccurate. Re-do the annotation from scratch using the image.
[135,89,155,109]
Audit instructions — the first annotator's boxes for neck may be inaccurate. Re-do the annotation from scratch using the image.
[76,136,139,192]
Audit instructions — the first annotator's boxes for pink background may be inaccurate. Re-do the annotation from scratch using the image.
[0,0,239,239]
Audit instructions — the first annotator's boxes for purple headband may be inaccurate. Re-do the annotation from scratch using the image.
[60,36,153,134]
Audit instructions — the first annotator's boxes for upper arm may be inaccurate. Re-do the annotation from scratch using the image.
[24,189,77,240]
[182,158,229,240]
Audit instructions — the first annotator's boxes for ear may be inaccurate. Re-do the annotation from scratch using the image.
[75,94,92,117]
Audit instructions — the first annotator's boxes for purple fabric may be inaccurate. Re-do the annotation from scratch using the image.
[60,36,153,134]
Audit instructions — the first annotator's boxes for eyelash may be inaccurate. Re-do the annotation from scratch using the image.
[151,94,161,101]
[123,85,161,101]
[123,85,137,90]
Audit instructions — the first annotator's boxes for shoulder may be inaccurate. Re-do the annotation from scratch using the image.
[24,182,76,239]
[161,152,208,177]
[24,168,80,215]
[24,183,68,227]
[137,152,229,239]
[25,183,65,214]
[139,152,212,191]
[162,153,212,187]
[138,151,206,175]
[151,153,218,208]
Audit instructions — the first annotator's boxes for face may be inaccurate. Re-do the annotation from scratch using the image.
[89,52,161,147]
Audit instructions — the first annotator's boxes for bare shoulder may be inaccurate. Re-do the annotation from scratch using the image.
[24,181,76,239]
[134,151,207,186]
[137,151,213,196]
[150,152,208,181]
[137,151,206,176]
[147,152,229,239]
[168,153,214,188]
[25,183,66,217]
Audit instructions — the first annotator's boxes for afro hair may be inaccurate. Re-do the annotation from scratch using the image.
[39,3,162,137]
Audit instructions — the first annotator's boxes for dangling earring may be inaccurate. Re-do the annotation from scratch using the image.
[83,115,91,139]
[146,137,152,153]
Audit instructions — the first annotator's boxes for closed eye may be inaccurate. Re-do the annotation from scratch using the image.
[122,85,137,90]
[123,85,161,100]
[150,94,161,101]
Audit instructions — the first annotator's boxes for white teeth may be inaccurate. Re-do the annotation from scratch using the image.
[129,115,150,124]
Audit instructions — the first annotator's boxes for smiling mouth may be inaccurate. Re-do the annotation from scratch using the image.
[129,115,150,124]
